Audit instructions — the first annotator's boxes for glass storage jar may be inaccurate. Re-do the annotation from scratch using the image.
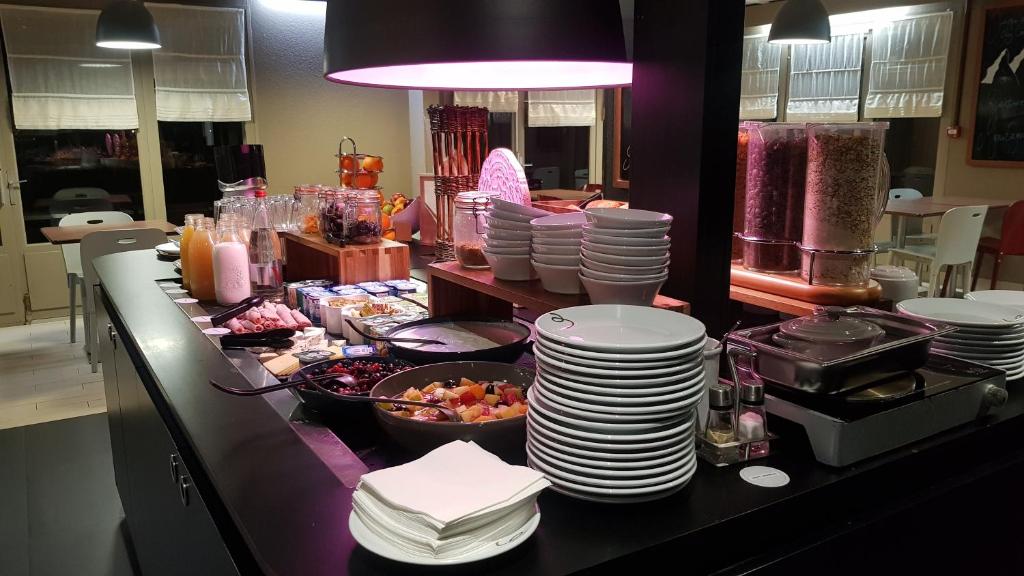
[320,189,346,246]
[800,122,889,286]
[453,191,499,269]
[345,189,383,244]
[740,122,807,273]
[292,185,320,234]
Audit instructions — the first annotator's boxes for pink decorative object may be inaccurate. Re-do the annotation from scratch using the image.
[478,148,530,206]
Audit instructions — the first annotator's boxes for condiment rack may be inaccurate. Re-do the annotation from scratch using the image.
[696,347,776,467]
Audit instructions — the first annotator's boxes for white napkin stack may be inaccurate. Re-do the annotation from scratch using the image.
[352,440,550,560]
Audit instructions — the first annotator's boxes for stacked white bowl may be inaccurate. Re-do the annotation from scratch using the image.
[579,208,673,306]
[897,297,1024,381]
[526,305,707,503]
[483,198,549,281]
[530,212,588,294]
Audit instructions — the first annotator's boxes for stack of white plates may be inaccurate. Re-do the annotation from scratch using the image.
[527,305,707,503]
[155,242,180,258]
[483,198,549,281]
[966,290,1024,313]
[897,298,1024,381]
[530,212,588,294]
[579,208,672,306]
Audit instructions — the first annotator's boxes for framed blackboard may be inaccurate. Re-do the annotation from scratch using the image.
[969,2,1024,166]
[612,88,631,188]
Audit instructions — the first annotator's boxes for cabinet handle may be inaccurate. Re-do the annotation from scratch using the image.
[108,323,115,342]
[179,475,191,507]
[169,453,180,484]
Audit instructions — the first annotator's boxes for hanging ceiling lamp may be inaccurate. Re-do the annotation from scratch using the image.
[768,0,831,45]
[96,0,161,50]
[324,0,631,90]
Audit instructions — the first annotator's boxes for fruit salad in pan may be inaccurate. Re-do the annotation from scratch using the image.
[381,378,528,423]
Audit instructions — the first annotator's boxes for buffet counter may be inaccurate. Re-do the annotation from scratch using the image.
[95,250,1024,575]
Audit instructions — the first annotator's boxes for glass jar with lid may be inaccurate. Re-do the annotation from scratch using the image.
[345,189,383,244]
[454,191,499,269]
[292,185,321,234]
[320,188,346,245]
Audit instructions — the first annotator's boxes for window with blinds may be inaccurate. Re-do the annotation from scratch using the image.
[786,33,864,123]
[864,12,954,118]
[739,35,782,120]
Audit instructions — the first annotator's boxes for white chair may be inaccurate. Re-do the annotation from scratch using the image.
[890,205,987,298]
[50,188,112,219]
[533,166,560,190]
[81,228,166,372]
[58,211,133,344]
[877,189,924,253]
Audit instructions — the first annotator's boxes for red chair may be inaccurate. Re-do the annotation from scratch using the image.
[972,200,1024,290]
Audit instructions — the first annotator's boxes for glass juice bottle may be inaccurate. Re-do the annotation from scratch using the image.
[189,218,217,301]
[248,190,283,295]
[213,221,251,305]
[179,213,203,291]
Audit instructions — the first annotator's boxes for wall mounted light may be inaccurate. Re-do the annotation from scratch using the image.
[768,0,831,45]
[96,0,161,50]
[323,0,631,90]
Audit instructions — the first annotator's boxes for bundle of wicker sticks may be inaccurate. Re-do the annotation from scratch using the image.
[428,105,489,261]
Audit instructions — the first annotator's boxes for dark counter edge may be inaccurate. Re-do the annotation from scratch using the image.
[96,250,1024,576]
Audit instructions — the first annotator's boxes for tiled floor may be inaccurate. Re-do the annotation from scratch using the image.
[0,317,106,430]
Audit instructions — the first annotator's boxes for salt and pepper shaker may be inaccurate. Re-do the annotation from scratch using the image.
[738,382,769,457]
[704,384,737,445]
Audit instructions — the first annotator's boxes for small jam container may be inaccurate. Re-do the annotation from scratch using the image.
[330,284,358,293]
[362,285,392,299]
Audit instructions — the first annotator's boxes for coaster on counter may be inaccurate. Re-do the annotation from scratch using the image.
[203,327,232,336]
[191,315,213,323]
[739,466,790,488]
[164,288,188,295]
[174,298,199,304]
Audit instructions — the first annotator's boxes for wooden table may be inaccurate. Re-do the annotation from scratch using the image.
[884,196,1012,248]
[279,232,411,284]
[427,261,689,319]
[40,220,177,244]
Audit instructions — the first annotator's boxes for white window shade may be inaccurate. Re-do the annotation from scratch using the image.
[147,4,251,122]
[786,33,864,122]
[527,90,596,127]
[864,12,953,118]
[740,35,782,120]
[453,91,519,113]
[0,6,138,130]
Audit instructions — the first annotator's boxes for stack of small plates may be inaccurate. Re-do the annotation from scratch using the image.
[155,242,180,258]
[579,209,672,306]
[966,290,1024,313]
[526,305,707,503]
[483,198,548,281]
[530,212,587,294]
[897,298,1024,381]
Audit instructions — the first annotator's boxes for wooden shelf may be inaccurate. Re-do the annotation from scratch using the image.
[427,261,689,319]
[280,232,410,284]
[729,263,882,317]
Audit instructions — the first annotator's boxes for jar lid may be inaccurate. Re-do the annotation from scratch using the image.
[708,384,734,408]
[871,265,918,281]
[455,190,499,209]
[779,311,884,344]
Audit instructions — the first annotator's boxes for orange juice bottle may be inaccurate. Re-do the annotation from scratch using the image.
[179,213,203,291]
[190,218,217,301]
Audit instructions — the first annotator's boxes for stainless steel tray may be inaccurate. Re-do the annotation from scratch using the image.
[726,306,956,396]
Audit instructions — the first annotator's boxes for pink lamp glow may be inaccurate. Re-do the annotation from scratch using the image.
[326,61,633,91]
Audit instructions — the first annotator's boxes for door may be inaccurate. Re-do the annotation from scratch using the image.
[0,160,26,326]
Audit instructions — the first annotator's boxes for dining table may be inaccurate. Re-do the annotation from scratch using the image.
[40,219,178,245]
[883,196,1013,249]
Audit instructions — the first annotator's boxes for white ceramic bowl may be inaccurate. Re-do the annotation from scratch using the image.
[491,198,551,218]
[483,250,537,281]
[580,273,667,307]
[532,253,581,266]
[585,208,673,230]
[483,236,531,249]
[583,223,670,239]
[531,212,588,231]
[531,260,584,294]
[582,257,667,276]
[583,232,670,247]
[580,266,668,283]
[489,208,536,224]
[483,245,531,255]
[581,240,670,258]
[485,216,532,232]
[483,226,532,241]
[532,228,584,239]
[532,237,583,247]
[581,248,670,267]
[531,243,580,256]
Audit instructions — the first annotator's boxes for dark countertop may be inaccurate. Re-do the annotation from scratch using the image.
[96,249,1024,575]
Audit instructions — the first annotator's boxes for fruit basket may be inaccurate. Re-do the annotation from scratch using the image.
[336,136,383,189]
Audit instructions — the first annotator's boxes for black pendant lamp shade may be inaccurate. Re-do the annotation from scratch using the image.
[324,0,631,90]
[768,0,831,45]
[96,0,161,50]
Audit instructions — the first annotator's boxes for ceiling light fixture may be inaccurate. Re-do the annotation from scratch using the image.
[96,0,161,50]
[323,0,631,90]
[768,0,831,45]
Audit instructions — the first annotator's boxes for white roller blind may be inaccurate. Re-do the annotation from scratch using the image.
[786,33,864,122]
[0,6,138,130]
[453,91,519,113]
[527,90,596,127]
[739,35,782,120]
[147,4,251,122]
[864,12,953,118]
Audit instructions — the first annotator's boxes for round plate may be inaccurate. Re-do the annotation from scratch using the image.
[536,356,703,387]
[538,376,698,407]
[527,414,693,452]
[897,298,1024,329]
[537,371,705,399]
[537,379,697,414]
[533,388,695,424]
[534,341,683,369]
[538,333,707,361]
[527,429,688,467]
[529,387,685,432]
[935,333,1024,346]
[533,345,701,378]
[528,440,691,479]
[155,242,180,255]
[582,223,670,239]
[529,454,695,497]
[528,445,693,488]
[527,403,693,444]
[348,508,540,566]
[536,305,706,353]
[930,343,1023,362]
[929,341,1024,358]
[965,290,1024,312]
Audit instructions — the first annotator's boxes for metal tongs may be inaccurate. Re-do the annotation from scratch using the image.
[210,295,264,327]
[219,327,295,350]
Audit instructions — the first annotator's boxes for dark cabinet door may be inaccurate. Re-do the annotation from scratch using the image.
[97,292,130,517]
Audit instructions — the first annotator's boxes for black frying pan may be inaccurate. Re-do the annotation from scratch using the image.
[378,316,533,365]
